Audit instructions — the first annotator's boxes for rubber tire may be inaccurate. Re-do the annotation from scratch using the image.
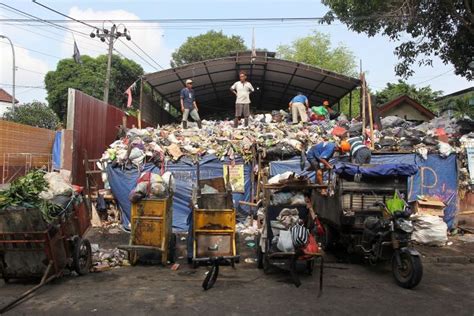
[256,235,264,269]
[234,233,240,263]
[392,252,423,289]
[73,238,92,275]
[168,234,177,264]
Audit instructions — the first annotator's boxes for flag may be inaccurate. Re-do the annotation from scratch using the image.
[73,40,82,64]
[125,81,137,108]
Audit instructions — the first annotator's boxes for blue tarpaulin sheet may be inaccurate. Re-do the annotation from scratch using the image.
[106,155,251,231]
[333,163,418,177]
[270,154,458,228]
[52,131,62,170]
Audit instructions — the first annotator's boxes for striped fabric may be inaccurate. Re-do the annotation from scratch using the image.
[347,136,366,156]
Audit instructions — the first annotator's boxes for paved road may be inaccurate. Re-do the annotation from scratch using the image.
[0,260,473,315]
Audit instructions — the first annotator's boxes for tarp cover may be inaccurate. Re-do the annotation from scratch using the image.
[270,154,458,228]
[333,163,419,177]
[52,130,62,170]
[106,155,251,231]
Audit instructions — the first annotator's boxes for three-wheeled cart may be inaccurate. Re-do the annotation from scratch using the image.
[0,189,92,313]
[119,195,176,266]
[257,179,324,288]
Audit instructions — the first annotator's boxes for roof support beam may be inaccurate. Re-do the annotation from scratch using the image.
[278,64,299,104]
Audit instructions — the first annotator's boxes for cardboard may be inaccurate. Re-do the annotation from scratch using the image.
[414,199,445,216]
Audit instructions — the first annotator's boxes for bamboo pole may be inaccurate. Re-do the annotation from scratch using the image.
[360,73,366,137]
[367,88,375,150]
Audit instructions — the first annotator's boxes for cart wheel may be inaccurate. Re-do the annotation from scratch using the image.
[320,223,335,251]
[129,250,139,266]
[168,234,177,264]
[73,238,92,275]
[306,259,315,275]
[202,262,219,291]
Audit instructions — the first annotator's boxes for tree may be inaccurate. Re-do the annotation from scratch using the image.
[44,54,143,121]
[277,31,360,116]
[375,80,443,110]
[3,101,60,130]
[321,0,474,80]
[171,31,247,67]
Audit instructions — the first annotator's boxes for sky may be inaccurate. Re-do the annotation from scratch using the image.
[0,0,472,105]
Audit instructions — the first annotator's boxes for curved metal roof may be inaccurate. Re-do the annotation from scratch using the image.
[144,51,360,117]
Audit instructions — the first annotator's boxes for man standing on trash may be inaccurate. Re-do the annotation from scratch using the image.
[289,92,309,124]
[306,136,337,188]
[180,79,202,129]
[230,72,254,128]
[323,100,340,120]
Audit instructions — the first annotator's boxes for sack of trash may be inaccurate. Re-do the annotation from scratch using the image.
[411,215,448,246]
[129,171,169,202]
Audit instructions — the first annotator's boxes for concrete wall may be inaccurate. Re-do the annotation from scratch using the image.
[382,102,431,122]
[0,101,12,117]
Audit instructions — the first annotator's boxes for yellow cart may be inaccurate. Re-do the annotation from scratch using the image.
[119,196,175,266]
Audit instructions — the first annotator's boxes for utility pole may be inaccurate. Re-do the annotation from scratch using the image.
[103,24,116,104]
[90,24,131,104]
[0,35,15,111]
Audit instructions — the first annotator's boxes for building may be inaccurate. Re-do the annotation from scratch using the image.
[435,87,474,117]
[377,94,435,123]
[0,88,19,117]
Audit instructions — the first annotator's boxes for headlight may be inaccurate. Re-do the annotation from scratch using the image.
[396,218,414,233]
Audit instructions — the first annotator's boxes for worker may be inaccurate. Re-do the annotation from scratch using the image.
[344,133,372,164]
[180,79,202,129]
[306,137,337,187]
[230,72,254,128]
[323,100,340,120]
[289,92,309,124]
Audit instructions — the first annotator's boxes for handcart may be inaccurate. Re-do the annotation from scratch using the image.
[118,195,176,266]
[256,177,324,290]
[191,163,239,290]
[0,188,92,313]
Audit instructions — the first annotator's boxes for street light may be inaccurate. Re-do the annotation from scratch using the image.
[0,35,15,112]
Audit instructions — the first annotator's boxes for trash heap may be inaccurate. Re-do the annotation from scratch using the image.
[0,170,77,223]
[100,112,473,190]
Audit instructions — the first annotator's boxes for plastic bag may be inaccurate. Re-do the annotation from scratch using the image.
[411,215,448,246]
[277,230,294,252]
[386,191,405,213]
[312,106,328,116]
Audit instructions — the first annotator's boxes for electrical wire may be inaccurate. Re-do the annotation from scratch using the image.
[32,0,99,30]
[117,38,160,71]
[130,39,164,69]
[16,66,47,76]
[0,39,63,59]
[413,69,454,85]
[0,83,45,89]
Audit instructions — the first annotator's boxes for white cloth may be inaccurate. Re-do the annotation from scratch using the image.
[231,81,254,104]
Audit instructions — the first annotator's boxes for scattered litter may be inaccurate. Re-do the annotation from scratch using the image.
[171,263,180,271]
[244,258,257,263]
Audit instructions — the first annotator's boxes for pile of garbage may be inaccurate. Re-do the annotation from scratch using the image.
[92,245,129,272]
[0,170,77,223]
[99,112,473,189]
[128,171,175,203]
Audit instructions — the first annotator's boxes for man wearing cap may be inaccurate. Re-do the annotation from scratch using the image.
[180,79,202,129]
[306,138,337,187]
[230,72,254,128]
[289,92,309,124]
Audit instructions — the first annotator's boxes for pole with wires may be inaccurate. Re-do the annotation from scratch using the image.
[104,24,116,104]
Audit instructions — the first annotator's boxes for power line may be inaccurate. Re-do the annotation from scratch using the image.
[413,69,454,85]
[0,39,62,59]
[117,39,160,71]
[32,0,99,30]
[0,83,45,89]
[16,66,47,76]
[130,40,164,70]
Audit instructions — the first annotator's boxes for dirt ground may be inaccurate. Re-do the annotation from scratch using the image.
[0,228,473,315]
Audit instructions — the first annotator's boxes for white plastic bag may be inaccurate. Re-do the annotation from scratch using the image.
[411,215,448,246]
[277,230,294,252]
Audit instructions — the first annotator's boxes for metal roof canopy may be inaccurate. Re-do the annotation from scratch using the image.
[144,51,361,117]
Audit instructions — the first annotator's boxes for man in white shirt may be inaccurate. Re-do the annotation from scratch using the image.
[230,72,254,127]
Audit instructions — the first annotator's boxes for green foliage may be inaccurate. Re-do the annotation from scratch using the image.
[321,0,474,80]
[171,30,247,67]
[3,100,60,130]
[44,54,143,121]
[375,80,443,110]
[437,91,474,117]
[277,31,358,77]
[277,30,359,117]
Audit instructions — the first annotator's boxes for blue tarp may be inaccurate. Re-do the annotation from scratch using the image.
[106,155,251,231]
[333,163,418,177]
[52,131,62,170]
[270,154,458,228]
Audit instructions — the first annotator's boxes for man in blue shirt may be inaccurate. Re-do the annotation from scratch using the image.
[307,138,337,186]
[289,92,309,124]
[180,79,202,129]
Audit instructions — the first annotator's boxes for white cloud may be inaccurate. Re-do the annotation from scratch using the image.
[0,42,50,104]
[63,6,171,72]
